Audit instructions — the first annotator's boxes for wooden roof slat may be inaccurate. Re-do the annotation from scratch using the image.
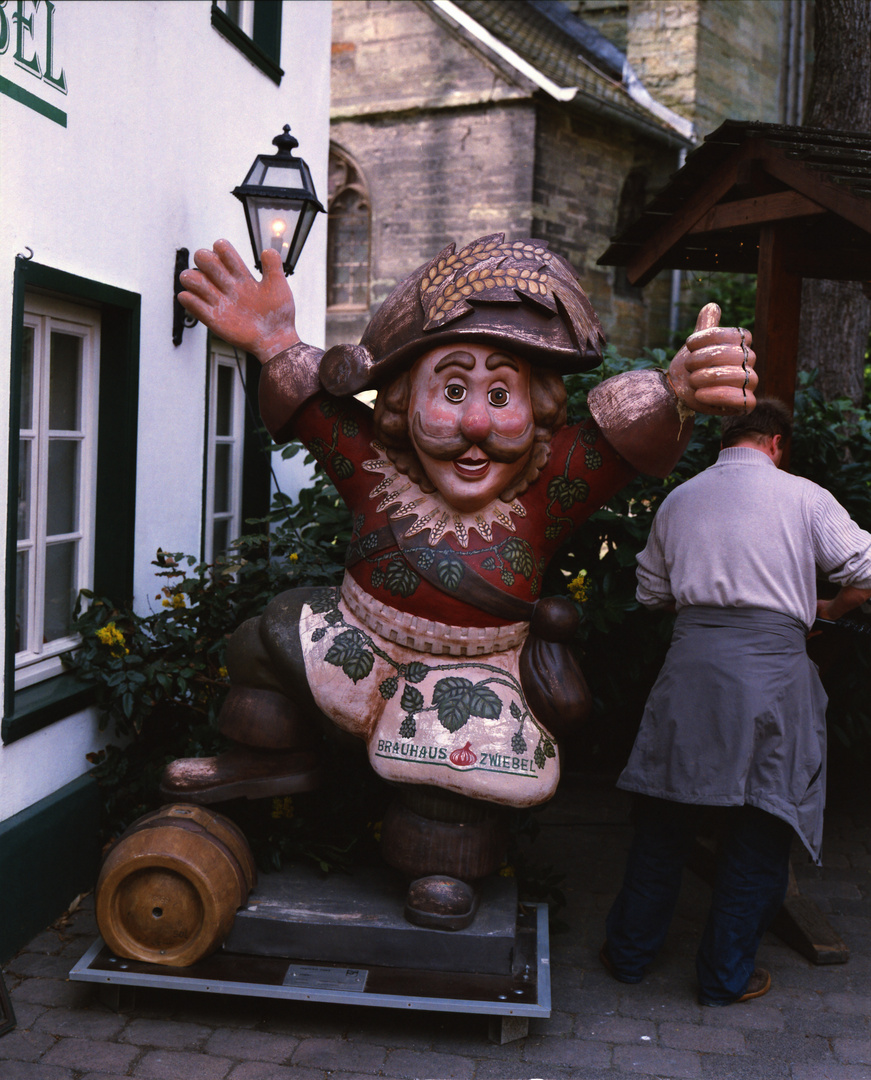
[789,146,871,164]
[707,120,871,151]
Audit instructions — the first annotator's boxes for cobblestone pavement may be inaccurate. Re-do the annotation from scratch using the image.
[3,774,870,1080]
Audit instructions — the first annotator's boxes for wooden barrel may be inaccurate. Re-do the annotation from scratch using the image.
[96,803,257,967]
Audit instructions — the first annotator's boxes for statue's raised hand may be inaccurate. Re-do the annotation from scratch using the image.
[668,303,758,415]
[178,240,300,364]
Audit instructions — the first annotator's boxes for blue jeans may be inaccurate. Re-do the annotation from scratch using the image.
[604,796,793,1004]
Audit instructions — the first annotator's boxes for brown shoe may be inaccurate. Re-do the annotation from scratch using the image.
[160,746,321,804]
[700,967,772,1007]
[736,967,771,1002]
[598,943,644,984]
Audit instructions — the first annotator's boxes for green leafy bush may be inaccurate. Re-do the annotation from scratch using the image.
[68,459,356,858]
[791,372,871,787]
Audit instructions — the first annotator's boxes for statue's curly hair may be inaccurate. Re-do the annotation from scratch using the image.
[373,364,567,502]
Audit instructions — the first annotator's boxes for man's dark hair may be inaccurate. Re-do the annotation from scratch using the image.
[720,398,793,448]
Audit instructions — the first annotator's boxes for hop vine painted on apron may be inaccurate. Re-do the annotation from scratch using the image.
[307,587,557,769]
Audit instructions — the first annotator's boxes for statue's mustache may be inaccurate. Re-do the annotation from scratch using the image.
[410,411,535,464]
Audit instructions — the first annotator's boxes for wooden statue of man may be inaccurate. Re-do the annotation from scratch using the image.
[166,234,756,928]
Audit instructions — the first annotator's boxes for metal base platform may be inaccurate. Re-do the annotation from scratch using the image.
[69,902,550,1044]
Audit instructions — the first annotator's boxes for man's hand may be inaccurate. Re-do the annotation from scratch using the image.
[816,586,871,623]
[178,240,300,364]
[668,303,758,415]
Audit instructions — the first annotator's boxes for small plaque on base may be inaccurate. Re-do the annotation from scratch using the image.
[283,964,368,991]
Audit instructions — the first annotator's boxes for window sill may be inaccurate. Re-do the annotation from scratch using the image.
[2,672,95,745]
[211,6,283,85]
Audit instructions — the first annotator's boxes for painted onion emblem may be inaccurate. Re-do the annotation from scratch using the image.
[449,741,477,767]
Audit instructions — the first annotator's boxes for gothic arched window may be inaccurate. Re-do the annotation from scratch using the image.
[327,146,371,311]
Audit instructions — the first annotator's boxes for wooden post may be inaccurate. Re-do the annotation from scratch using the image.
[753,223,803,413]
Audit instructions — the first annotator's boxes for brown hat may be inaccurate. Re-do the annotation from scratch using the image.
[319,234,605,396]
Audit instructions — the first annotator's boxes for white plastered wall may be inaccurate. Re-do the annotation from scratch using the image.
[0,0,332,822]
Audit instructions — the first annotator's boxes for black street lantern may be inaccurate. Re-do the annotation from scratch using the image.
[232,125,325,275]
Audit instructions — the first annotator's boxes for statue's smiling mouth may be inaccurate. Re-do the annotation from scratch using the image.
[453,455,490,478]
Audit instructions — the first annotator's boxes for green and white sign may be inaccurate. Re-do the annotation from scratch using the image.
[0,0,67,127]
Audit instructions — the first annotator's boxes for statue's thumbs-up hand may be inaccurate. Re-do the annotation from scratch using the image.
[668,303,757,415]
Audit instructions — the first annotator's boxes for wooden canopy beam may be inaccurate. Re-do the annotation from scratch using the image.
[688,191,826,234]
[753,223,802,413]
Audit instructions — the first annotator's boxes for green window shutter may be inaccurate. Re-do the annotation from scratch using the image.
[252,0,282,65]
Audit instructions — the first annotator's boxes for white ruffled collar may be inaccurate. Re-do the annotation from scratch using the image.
[362,441,527,548]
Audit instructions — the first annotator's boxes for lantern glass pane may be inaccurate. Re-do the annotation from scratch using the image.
[288,203,319,267]
[243,160,268,186]
[249,198,303,264]
[261,160,306,190]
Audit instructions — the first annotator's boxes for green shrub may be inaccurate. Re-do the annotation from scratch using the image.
[67,460,356,859]
[791,372,871,787]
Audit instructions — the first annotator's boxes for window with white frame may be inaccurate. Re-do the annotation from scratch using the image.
[211,0,283,84]
[204,340,247,562]
[217,0,255,38]
[15,295,100,690]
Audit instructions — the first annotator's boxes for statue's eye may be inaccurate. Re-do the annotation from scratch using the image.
[445,383,466,402]
[488,387,509,407]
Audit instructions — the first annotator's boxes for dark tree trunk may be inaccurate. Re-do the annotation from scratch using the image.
[797,0,871,403]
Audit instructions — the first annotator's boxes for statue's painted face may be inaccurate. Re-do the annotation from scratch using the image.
[407,344,535,512]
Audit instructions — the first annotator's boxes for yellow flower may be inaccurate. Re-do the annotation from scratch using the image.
[96,622,125,647]
[498,864,516,877]
[568,569,589,603]
[161,599,171,607]
[289,552,299,562]
[171,593,186,609]
[270,796,295,819]
[218,666,228,679]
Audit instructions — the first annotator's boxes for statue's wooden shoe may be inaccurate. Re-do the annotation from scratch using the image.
[404,875,479,931]
[160,747,321,804]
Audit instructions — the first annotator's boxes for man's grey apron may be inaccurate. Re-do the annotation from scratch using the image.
[617,606,828,863]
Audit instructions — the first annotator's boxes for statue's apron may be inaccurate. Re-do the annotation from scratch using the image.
[300,573,560,806]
